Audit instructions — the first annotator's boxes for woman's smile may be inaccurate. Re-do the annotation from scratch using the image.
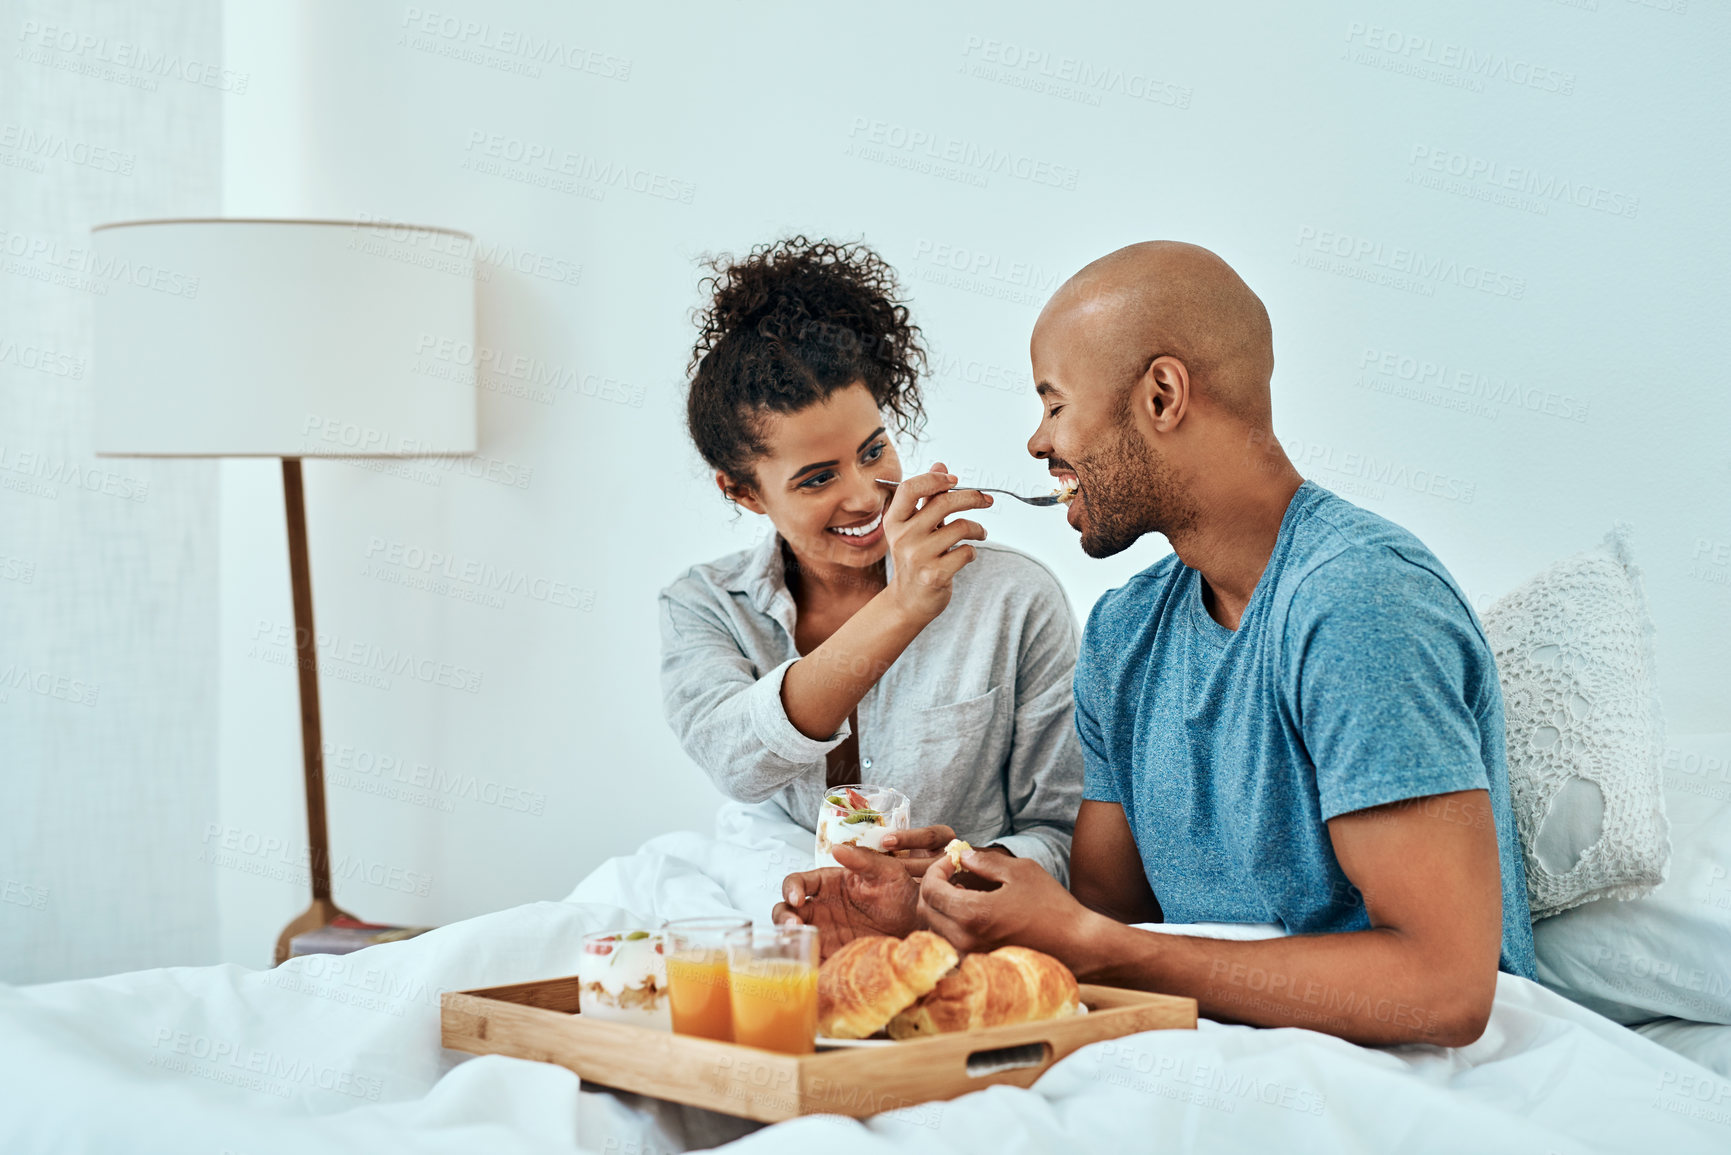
[824,502,887,547]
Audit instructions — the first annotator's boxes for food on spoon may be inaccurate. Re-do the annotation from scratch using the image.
[1051,476,1079,505]
[886,946,1079,1038]
[814,784,911,868]
[577,930,670,1030]
[816,931,960,1040]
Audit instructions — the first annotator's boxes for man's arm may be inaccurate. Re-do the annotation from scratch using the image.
[920,788,1504,1047]
[1069,800,1162,924]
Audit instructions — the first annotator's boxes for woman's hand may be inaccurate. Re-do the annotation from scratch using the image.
[882,463,992,625]
[771,843,920,959]
[881,823,956,878]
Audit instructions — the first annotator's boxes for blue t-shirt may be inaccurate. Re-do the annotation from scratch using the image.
[1077,482,1535,978]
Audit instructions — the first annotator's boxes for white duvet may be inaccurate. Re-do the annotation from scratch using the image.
[4,808,1729,1154]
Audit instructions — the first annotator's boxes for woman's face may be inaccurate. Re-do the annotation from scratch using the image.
[725,382,902,573]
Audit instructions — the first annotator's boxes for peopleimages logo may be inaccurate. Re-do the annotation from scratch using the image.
[413,334,646,408]
[398,7,632,81]
[1357,346,1590,423]
[0,444,149,502]
[148,1028,384,1101]
[249,618,484,695]
[0,879,49,910]
[0,226,200,298]
[300,416,535,491]
[1408,145,1639,219]
[1094,1042,1328,1116]
[1342,22,1576,95]
[1294,226,1527,300]
[1250,429,1477,504]
[0,664,99,707]
[912,239,1063,292]
[15,20,251,93]
[348,213,583,287]
[0,333,85,378]
[0,122,134,174]
[1590,946,1731,1006]
[363,536,596,612]
[461,130,696,205]
[1663,741,1729,800]
[956,35,1193,110]
[324,740,547,817]
[845,118,1081,191]
[927,347,1027,396]
[199,823,434,897]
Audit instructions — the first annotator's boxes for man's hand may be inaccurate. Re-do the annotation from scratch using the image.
[772,842,919,959]
[918,846,1095,961]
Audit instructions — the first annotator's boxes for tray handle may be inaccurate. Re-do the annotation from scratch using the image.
[965,1040,1055,1079]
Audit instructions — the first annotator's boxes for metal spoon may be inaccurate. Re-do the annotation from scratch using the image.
[876,477,1067,507]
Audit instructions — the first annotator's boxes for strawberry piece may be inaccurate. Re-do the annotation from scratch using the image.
[845,787,870,810]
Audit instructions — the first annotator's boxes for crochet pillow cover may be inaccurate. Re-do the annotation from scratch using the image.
[1482,525,1669,920]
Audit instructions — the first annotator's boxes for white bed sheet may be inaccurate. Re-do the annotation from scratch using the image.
[4,813,1730,1153]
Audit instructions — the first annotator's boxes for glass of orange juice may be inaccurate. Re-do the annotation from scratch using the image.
[726,924,819,1054]
[662,916,749,1042]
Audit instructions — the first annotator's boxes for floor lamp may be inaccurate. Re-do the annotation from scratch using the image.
[91,218,477,964]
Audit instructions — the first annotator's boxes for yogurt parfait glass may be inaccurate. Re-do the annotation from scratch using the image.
[577,929,670,1030]
[813,784,911,868]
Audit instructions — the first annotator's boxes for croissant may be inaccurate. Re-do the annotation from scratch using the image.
[816,931,960,1040]
[886,946,1079,1038]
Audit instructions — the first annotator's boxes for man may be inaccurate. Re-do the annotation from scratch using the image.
[776,241,1533,1047]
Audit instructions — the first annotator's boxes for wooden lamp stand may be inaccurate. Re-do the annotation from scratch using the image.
[273,459,354,964]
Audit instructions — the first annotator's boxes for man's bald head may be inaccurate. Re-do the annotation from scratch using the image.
[1035,241,1274,426]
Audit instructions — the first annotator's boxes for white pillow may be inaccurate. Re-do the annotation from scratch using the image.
[1532,732,1730,1025]
[1634,1017,1731,1080]
[1482,525,1669,920]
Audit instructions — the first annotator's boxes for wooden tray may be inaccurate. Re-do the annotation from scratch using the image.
[441,974,1196,1122]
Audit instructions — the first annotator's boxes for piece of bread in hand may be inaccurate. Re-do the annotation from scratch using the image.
[817,930,960,1040]
[944,838,972,870]
[886,946,1079,1039]
[942,838,1001,891]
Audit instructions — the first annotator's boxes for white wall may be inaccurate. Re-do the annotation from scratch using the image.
[212,0,1729,967]
[0,0,223,982]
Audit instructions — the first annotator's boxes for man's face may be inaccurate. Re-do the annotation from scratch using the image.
[1026,310,1184,558]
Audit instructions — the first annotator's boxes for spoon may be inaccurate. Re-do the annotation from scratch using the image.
[875,477,1069,507]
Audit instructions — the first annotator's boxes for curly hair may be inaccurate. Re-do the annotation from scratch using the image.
[686,236,927,496]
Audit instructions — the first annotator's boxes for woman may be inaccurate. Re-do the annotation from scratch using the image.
[660,236,1082,893]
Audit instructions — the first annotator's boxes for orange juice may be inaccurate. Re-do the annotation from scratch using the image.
[728,958,818,1054]
[666,952,733,1041]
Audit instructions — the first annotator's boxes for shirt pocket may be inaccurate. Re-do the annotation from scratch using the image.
[904,682,1001,741]
[895,686,1009,827]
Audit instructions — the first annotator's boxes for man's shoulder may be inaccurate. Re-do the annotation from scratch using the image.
[1082,551,1186,644]
[1276,488,1474,629]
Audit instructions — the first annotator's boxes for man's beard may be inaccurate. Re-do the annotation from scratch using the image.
[1073,423,1194,559]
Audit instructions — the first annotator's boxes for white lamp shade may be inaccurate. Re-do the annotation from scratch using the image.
[92,219,477,457]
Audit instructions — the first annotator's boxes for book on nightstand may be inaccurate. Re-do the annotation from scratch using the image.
[288,917,434,958]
